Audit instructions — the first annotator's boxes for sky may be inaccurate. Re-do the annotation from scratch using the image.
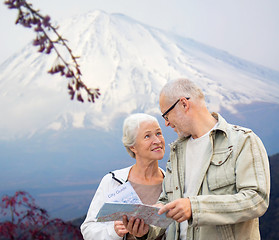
[0,0,278,71]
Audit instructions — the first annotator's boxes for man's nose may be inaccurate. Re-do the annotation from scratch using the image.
[165,120,170,127]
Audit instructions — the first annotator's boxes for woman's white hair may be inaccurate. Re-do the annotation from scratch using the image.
[122,113,159,159]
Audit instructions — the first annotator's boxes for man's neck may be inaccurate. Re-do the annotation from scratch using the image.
[191,110,217,139]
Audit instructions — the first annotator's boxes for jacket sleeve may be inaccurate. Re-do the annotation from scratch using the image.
[80,174,123,240]
[189,131,270,227]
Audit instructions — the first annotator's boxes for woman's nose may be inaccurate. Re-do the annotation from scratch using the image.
[153,135,161,143]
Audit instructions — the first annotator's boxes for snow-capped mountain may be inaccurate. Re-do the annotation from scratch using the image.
[1,10,279,220]
[1,10,279,140]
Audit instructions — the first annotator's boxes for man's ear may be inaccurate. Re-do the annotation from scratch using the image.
[181,97,189,110]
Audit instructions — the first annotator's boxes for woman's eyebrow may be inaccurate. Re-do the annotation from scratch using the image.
[143,128,161,133]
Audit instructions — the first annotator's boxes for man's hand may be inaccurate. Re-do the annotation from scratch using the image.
[122,215,149,237]
[153,203,164,209]
[158,198,192,223]
[114,221,129,237]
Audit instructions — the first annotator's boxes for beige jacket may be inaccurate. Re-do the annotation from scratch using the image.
[146,113,270,240]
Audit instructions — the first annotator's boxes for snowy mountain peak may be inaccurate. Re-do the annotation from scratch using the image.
[1,10,279,140]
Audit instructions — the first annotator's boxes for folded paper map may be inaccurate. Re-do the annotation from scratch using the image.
[96,202,173,228]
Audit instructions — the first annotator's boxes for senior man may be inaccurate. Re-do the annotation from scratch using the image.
[124,78,270,240]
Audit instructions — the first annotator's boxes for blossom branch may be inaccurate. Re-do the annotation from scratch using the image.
[4,0,101,103]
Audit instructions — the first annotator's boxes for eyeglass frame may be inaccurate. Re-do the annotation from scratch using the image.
[162,97,190,121]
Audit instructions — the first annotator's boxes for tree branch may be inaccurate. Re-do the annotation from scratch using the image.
[4,0,101,103]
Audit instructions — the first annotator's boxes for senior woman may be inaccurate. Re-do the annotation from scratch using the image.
[81,113,166,240]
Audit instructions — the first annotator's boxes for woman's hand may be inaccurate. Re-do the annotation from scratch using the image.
[122,215,149,237]
[114,221,129,237]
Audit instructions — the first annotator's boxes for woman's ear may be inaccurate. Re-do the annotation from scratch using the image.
[130,146,136,153]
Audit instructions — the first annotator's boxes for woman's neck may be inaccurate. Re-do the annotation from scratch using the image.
[128,161,163,185]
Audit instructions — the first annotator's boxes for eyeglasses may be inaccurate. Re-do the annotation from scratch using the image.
[162,97,190,121]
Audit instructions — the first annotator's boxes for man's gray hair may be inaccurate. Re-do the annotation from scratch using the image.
[160,78,205,103]
[122,113,159,159]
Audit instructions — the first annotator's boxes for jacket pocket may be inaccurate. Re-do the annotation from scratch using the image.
[207,147,236,192]
[216,225,235,240]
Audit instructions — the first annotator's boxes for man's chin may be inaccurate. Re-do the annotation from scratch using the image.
[173,128,188,138]
[177,131,190,139]
[176,131,183,138]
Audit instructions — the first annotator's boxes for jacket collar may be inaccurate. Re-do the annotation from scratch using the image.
[112,165,165,184]
[210,112,228,138]
[170,112,228,150]
[112,166,133,184]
